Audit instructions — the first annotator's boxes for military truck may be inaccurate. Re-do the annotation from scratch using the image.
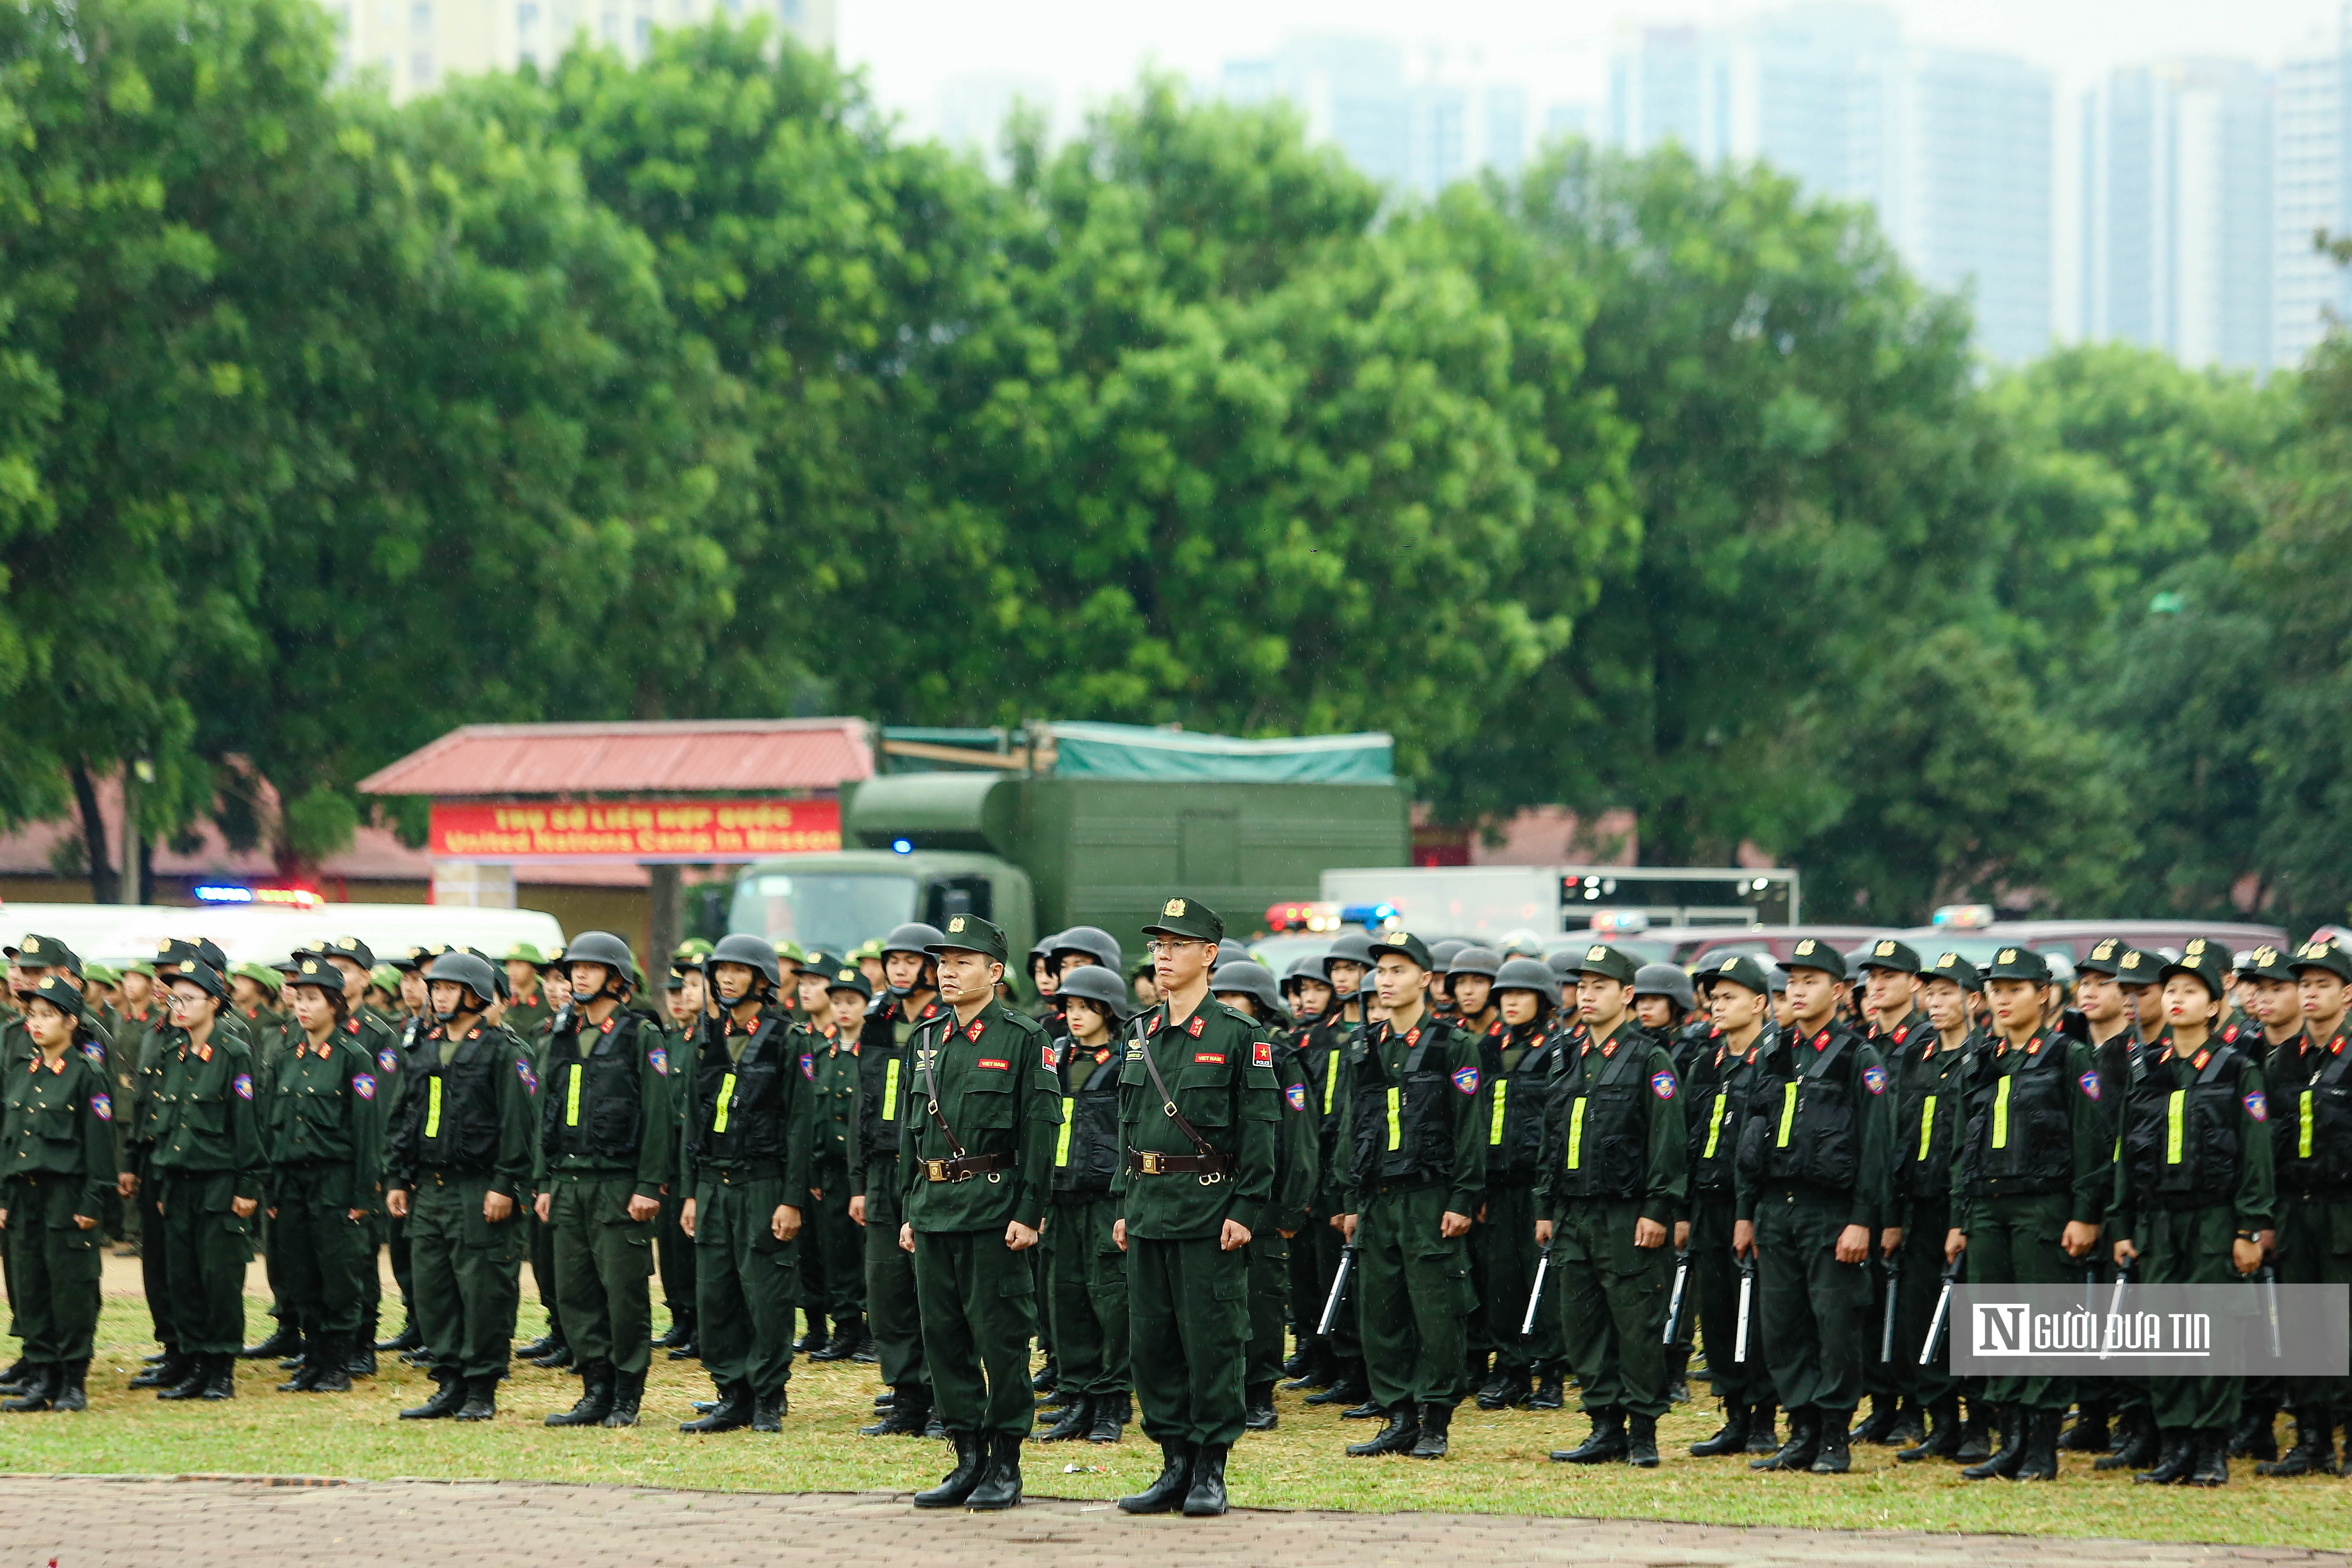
[723,724,1409,968]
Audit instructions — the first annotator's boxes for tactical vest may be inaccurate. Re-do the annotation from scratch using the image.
[858,1003,934,1160]
[1892,1046,1961,1204]
[1739,1028,1862,1194]
[1552,1029,1653,1202]
[689,1013,792,1167]
[414,1029,505,1171]
[1052,1046,1123,1196]
[542,1011,647,1164]
[1297,1018,1351,1147]
[2275,1035,2352,1195]
[1969,1037,2074,1196]
[1348,1021,1458,1188]
[2121,1042,2246,1209]
[1483,1026,1553,1184]
[1690,1035,1764,1196]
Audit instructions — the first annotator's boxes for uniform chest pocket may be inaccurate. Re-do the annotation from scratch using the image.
[1174,1066,1231,1126]
[959,1069,1017,1128]
[37,1101,80,1144]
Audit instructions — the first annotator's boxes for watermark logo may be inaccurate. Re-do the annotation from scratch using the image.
[1950,1284,2348,1377]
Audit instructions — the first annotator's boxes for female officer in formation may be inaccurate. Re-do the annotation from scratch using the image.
[0,975,116,1411]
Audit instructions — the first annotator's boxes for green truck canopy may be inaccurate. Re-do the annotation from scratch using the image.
[1044,723,1393,784]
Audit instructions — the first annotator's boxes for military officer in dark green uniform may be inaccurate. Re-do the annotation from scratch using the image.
[504,945,554,1040]
[1887,951,1978,1463]
[677,933,812,1434]
[1684,953,1782,1456]
[1333,930,1486,1461]
[898,914,1059,1511]
[1735,936,1894,1475]
[1035,962,1134,1444]
[1291,944,1372,1410]
[851,922,943,1437]
[1110,900,1279,1514]
[2259,937,2352,1476]
[803,956,870,1362]
[1470,957,1566,1413]
[535,932,672,1428]
[1944,945,2110,1481]
[311,936,401,1376]
[1851,938,1933,1446]
[266,956,384,1394]
[0,975,116,1411]
[390,950,536,1422]
[2111,938,2275,1486]
[1542,943,1686,1468]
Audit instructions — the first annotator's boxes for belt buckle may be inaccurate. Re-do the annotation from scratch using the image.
[925,1158,947,1182]
[1140,1151,1163,1176]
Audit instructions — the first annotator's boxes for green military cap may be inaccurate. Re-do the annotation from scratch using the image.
[124,959,157,979]
[2078,938,2130,977]
[154,936,201,969]
[2160,937,2231,1000]
[851,938,885,962]
[2112,946,2159,986]
[1782,937,1846,978]
[1141,895,1225,945]
[772,939,808,968]
[82,961,120,987]
[1983,945,2050,984]
[1564,941,1639,985]
[8,934,81,978]
[1366,929,1433,971]
[2238,942,2296,982]
[664,965,687,992]
[502,941,546,965]
[326,934,376,969]
[235,961,284,993]
[826,960,873,1001]
[1859,937,1922,974]
[2290,937,2352,982]
[367,963,402,995]
[672,937,714,962]
[285,954,340,992]
[803,950,842,978]
[1923,950,1981,991]
[926,913,1009,964]
[1702,952,1774,996]
[22,973,86,1021]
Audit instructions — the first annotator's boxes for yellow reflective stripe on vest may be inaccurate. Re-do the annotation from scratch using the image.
[425,1076,443,1139]
[1056,1096,1075,1167]
[2301,1089,2315,1160]
[1991,1075,2012,1149]
[1489,1077,1508,1145]
[1385,1086,1403,1151]
[1323,1048,1340,1114]
[1567,1098,1587,1169]
[2165,1088,2186,1164]
[1703,1094,1729,1159]
[882,1057,900,1121]
[565,1062,584,1128]
[1917,1094,1936,1162]
[1776,1079,1798,1147]
[712,1071,736,1134]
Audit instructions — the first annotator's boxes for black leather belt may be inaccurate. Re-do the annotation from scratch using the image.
[1126,1149,1233,1178]
[921,1152,1013,1183]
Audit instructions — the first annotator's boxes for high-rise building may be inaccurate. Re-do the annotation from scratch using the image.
[1605,5,2053,362]
[1218,36,1530,197]
[2275,11,2351,370]
[2081,59,2272,372]
[325,0,834,102]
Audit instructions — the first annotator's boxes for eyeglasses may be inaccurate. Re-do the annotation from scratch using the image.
[1144,939,1207,958]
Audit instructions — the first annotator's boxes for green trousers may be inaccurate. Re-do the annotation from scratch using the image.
[1553,1197,1673,1418]
[1045,1196,1128,1397]
[408,1170,526,1380]
[154,1170,254,1356]
[1691,1192,1773,1408]
[1245,1232,1289,1387]
[1356,1182,1472,1412]
[1754,1190,1872,1418]
[912,1225,1038,1437]
[657,1182,696,1324]
[2138,1205,2246,1433]
[1474,1183,1556,1380]
[863,1185,925,1388]
[692,1169,800,1394]
[1964,1190,2076,1409]
[1128,1233,1249,1445]
[1289,1218,1354,1364]
[803,1157,861,1325]
[1894,1199,1955,1407]
[7,1174,103,1361]
[2274,1196,2352,1413]
[272,1164,372,1339]
[529,1206,561,1339]
[134,1149,174,1345]
[550,1169,655,1375]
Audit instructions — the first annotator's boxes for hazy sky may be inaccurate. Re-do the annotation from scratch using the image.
[838,0,2349,137]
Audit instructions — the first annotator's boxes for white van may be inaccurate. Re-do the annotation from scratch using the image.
[0,903,566,970]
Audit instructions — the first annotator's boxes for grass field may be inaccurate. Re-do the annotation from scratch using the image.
[3,1284,2343,1547]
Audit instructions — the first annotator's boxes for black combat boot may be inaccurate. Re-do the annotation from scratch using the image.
[1626,1411,1661,1468]
[1346,1404,1422,1456]
[1551,1408,1628,1464]
[0,1356,30,1393]
[199,1353,236,1400]
[1244,1380,1278,1431]
[654,1313,690,1349]
[1744,1401,1780,1453]
[1410,1402,1452,1459]
[528,1336,573,1370]
[751,1388,788,1432]
[679,1381,753,1433]
[0,1365,58,1412]
[1753,1408,1819,1470]
[1888,1395,1926,1446]
[1690,1403,1751,1457]
[157,1353,213,1402]
[2227,1403,2278,1461]
[2060,1398,2109,1452]
[1118,1441,1193,1513]
[2097,1406,2158,1470]
[1029,1357,1058,1395]
[1183,1442,1230,1514]
[1281,1343,1314,1380]
[545,1361,614,1426]
[1529,1370,1566,1410]
[2134,1428,2197,1484]
[1037,1395,1093,1441]
[966,1432,1024,1511]
[1850,1392,1900,1444]
[1304,1362,1366,1406]
[399,1372,466,1419]
[1809,1417,1853,1473]
[2257,1409,2337,1477]
[51,1359,88,1413]
[860,1385,932,1437]
[1477,1371,1531,1410]
[515,1330,557,1359]
[307,1336,354,1394]
[604,1369,646,1427]
[129,1346,187,1390]
[913,1431,988,1509]
[1961,1403,2026,1480]
[452,1373,497,1421]
[2013,1407,2060,1481]
[1953,1397,1992,1462]
[378,1317,424,1353]
[241,1320,300,1361]
[2187,1427,2230,1487]
[810,1317,868,1363]
[345,1338,376,1378]
[1897,1397,1962,1462]
[1087,1392,1130,1443]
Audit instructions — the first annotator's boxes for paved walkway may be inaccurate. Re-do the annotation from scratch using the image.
[0,1476,2341,1568]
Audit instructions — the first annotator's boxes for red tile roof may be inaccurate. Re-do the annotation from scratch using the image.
[356,719,875,799]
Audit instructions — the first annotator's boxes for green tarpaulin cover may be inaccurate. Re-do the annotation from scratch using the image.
[1045,723,1393,784]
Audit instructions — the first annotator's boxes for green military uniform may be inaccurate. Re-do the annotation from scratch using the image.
[1285,994,1361,1392]
[1244,1030,1318,1406]
[539,992,674,1383]
[898,915,1059,1508]
[338,1001,401,1355]
[1735,937,1893,1473]
[1471,985,1565,1407]
[1,978,117,1406]
[2110,941,2275,1483]
[679,967,814,1428]
[1543,944,1687,1465]
[850,961,939,1430]
[2263,939,2352,1475]
[1036,973,1135,1443]
[1684,960,1781,1452]
[148,967,268,1391]
[1888,952,1976,1457]
[1332,931,1487,1456]
[1854,942,1934,1444]
[393,1009,537,1409]
[802,1018,866,1352]
[107,990,158,1249]
[266,972,386,1387]
[1950,946,2112,1479]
